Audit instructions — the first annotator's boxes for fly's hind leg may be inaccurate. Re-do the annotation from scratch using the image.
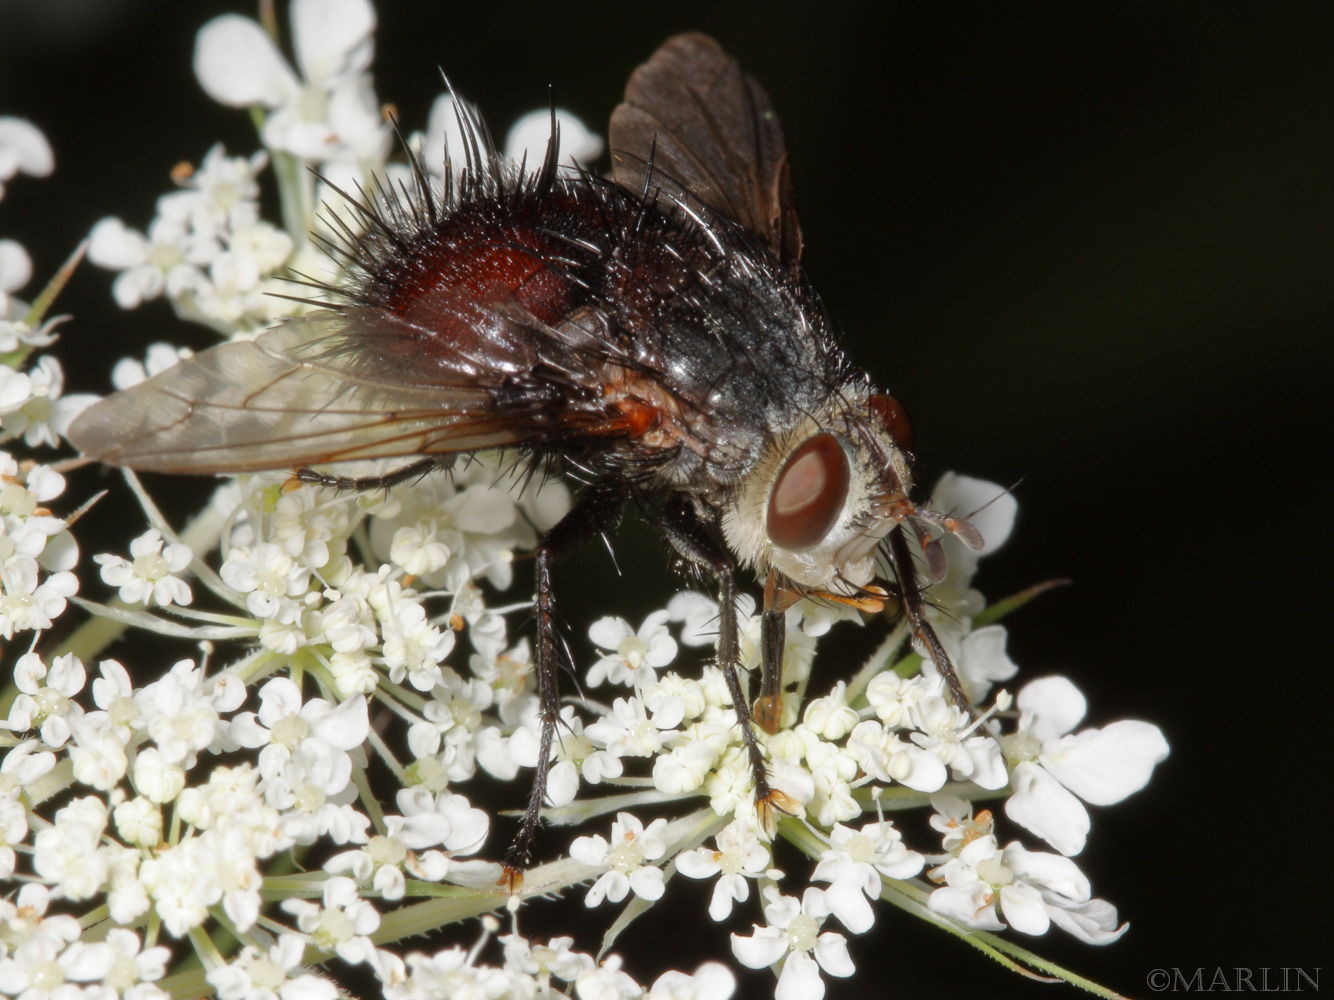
[294,456,443,493]
[501,481,626,889]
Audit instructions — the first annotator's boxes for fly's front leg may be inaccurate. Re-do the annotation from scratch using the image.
[886,523,977,720]
[502,481,626,889]
[660,498,794,830]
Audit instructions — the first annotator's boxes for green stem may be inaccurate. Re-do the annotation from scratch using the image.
[845,621,910,704]
[351,763,388,835]
[975,578,1071,628]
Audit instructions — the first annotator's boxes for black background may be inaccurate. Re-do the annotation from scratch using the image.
[2,2,1329,997]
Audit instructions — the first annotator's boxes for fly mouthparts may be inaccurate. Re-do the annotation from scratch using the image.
[911,506,986,551]
[873,500,986,584]
[873,493,987,551]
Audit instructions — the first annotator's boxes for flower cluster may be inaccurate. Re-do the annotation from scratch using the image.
[0,2,1169,998]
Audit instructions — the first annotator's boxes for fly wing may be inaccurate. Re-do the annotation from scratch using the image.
[609,32,803,265]
[67,305,616,475]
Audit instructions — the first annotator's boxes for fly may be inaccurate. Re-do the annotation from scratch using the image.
[67,33,986,885]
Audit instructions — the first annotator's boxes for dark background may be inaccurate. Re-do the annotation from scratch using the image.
[2,2,1329,997]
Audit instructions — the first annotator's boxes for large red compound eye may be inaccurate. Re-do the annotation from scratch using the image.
[766,433,851,551]
[869,393,915,453]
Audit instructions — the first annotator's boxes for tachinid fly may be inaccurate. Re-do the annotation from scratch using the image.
[68,33,986,882]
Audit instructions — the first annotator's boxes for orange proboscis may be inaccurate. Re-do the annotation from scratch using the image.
[808,584,889,614]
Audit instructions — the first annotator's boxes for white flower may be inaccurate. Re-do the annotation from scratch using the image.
[88,209,216,310]
[800,683,860,741]
[194,0,386,166]
[1004,675,1169,855]
[406,666,499,784]
[282,876,381,965]
[500,933,592,985]
[583,695,671,766]
[136,767,286,936]
[909,690,1008,790]
[569,813,670,907]
[0,238,32,297]
[386,518,451,577]
[96,527,194,607]
[792,730,859,828]
[90,658,139,738]
[221,541,312,621]
[0,355,96,447]
[138,839,216,937]
[0,883,80,948]
[184,144,270,230]
[928,793,996,853]
[58,927,171,994]
[113,796,164,848]
[573,954,646,1000]
[509,704,615,806]
[111,342,193,390]
[587,610,678,688]
[655,716,729,796]
[89,144,293,330]
[731,886,854,1000]
[0,553,77,637]
[32,796,110,902]
[230,678,369,793]
[208,932,338,1000]
[386,786,489,856]
[0,789,27,877]
[666,590,721,646]
[368,467,537,591]
[265,483,357,569]
[325,834,409,901]
[843,718,946,791]
[69,713,130,791]
[0,116,53,200]
[927,833,1128,944]
[1,456,78,574]
[503,108,604,175]
[645,962,737,1000]
[811,820,924,933]
[135,659,237,768]
[676,820,773,921]
[0,738,56,791]
[4,650,85,747]
[953,623,1020,706]
[377,591,454,690]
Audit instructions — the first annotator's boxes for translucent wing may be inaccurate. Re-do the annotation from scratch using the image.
[610,32,803,265]
[68,305,615,475]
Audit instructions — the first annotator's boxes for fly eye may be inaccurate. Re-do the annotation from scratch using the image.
[870,393,915,453]
[766,432,851,551]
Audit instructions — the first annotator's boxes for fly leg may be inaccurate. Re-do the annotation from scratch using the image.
[295,457,442,493]
[502,481,626,889]
[754,571,800,734]
[660,498,793,829]
[885,523,977,720]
